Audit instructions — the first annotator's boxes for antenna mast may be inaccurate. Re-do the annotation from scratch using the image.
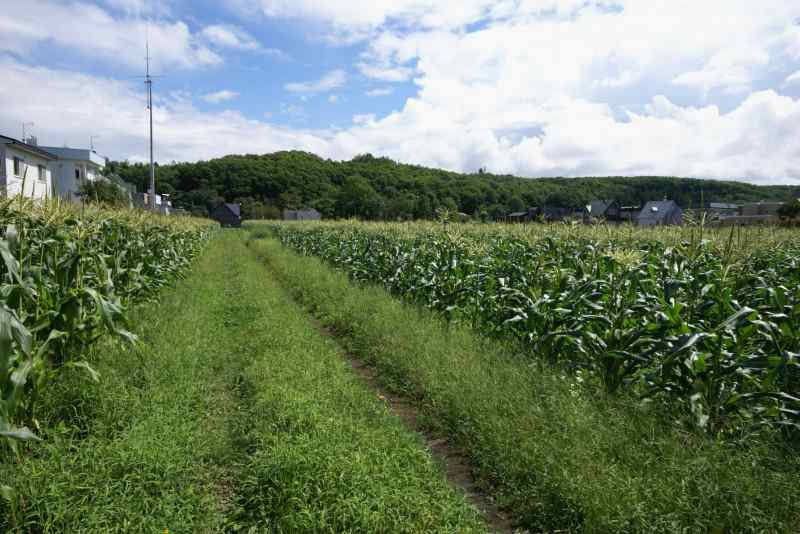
[146,41,156,211]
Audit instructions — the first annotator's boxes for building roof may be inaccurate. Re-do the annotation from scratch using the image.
[709,202,738,210]
[508,211,528,217]
[0,134,58,160]
[223,203,241,217]
[39,146,106,167]
[587,200,616,216]
[637,200,681,222]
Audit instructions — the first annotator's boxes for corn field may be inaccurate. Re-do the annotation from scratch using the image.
[272,221,800,437]
[0,199,214,451]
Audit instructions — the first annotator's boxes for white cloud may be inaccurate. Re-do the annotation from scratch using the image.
[785,70,800,87]
[201,25,261,51]
[3,56,800,183]
[352,113,376,124]
[202,90,240,103]
[285,69,347,93]
[0,0,221,70]
[328,95,339,103]
[366,87,394,97]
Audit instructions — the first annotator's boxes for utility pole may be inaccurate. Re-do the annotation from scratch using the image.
[146,41,156,212]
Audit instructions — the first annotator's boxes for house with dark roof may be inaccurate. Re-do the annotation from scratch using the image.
[211,203,242,227]
[0,134,57,199]
[636,200,683,227]
[283,208,321,221]
[583,200,621,222]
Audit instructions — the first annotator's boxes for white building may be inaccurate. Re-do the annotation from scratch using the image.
[40,146,107,202]
[0,135,56,200]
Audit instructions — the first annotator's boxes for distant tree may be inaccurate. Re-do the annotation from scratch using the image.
[337,175,383,219]
[77,179,129,207]
[778,200,800,220]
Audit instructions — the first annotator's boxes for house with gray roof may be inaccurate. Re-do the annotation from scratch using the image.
[584,200,621,222]
[636,200,683,227]
[211,203,241,227]
[283,208,321,221]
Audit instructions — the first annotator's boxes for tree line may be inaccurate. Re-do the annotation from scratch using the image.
[107,151,800,220]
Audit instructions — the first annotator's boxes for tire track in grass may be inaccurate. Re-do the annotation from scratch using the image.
[218,233,488,532]
[249,241,516,534]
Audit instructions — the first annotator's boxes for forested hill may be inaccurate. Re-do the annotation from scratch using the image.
[108,151,800,219]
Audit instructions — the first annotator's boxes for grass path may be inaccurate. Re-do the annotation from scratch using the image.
[3,232,486,532]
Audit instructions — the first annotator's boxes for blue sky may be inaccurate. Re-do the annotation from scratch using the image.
[1,0,800,183]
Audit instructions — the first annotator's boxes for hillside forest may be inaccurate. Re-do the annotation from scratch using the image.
[108,152,800,219]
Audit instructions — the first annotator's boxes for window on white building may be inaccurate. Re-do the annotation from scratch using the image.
[38,165,46,181]
[13,157,23,176]
[75,168,81,180]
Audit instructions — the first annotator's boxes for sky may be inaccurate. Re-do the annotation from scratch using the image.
[1,0,800,184]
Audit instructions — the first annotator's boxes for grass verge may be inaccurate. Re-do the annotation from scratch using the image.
[2,232,485,533]
[249,235,800,533]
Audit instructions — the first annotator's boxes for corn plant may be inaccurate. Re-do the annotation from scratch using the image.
[0,198,214,452]
[271,221,800,436]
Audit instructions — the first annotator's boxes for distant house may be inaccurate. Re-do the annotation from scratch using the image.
[619,205,641,223]
[584,200,621,222]
[40,145,106,202]
[506,206,573,223]
[283,208,321,221]
[506,208,536,223]
[717,202,784,226]
[739,202,784,217]
[636,200,683,226]
[0,135,56,199]
[211,203,241,227]
[541,206,573,222]
[708,202,739,214]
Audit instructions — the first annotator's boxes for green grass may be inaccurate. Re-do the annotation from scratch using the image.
[249,234,800,533]
[2,231,485,532]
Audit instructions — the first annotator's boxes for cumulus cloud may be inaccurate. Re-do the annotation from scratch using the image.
[200,24,261,50]
[0,0,221,70]
[4,1,800,185]
[285,69,347,94]
[3,56,799,183]
[202,90,240,103]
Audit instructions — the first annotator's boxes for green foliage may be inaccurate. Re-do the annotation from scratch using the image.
[0,199,213,453]
[107,152,800,220]
[778,200,800,220]
[77,179,130,207]
[251,233,800,532]
[270,221,800,436]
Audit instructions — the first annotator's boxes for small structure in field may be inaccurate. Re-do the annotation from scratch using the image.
[283,208,321,221]
[636,200,683,226]
[211,202,242,227]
